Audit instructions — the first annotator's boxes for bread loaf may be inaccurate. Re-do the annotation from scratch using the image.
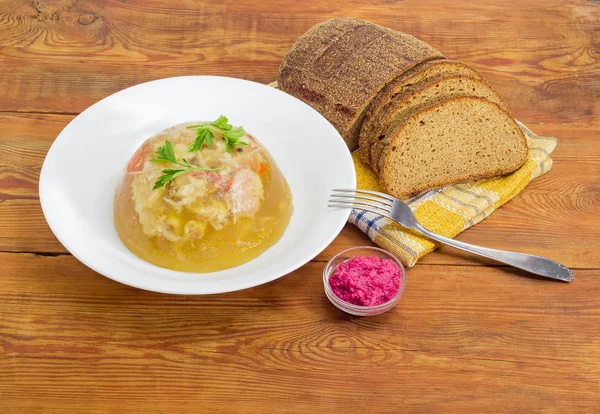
[277,18,444,149]
[278,18,528,199]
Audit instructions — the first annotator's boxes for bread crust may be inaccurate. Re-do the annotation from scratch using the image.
[277,18,444,150]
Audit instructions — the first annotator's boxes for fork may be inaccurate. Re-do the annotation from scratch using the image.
[329,189,573,282]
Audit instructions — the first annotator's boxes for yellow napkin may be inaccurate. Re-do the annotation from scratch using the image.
[351,122,556,266]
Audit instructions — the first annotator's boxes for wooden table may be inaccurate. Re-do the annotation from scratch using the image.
[1,0,599,411]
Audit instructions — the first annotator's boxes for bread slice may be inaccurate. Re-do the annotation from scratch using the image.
[367,76,509,171]
[277,18,444,150]
[377,97,528,198]
[358,60,483,164]
[371,101,435,174]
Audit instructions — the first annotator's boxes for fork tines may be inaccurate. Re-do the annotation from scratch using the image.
[328,189,393,216]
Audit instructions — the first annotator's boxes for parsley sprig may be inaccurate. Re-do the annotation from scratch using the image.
[150,141,219,190]
[186,115,248,153]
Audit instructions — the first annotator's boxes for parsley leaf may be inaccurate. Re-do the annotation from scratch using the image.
[223,127,245,140]
[188,127,215,152]
[186,115,247,153]
[150,140,178,164]
[210,115,231,130]
[150,140,221,190]
[152,169,187,190]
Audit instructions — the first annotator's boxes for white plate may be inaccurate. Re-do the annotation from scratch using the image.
[39,76,355,294]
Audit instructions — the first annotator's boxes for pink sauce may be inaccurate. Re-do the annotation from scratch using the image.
[329,256,401,306]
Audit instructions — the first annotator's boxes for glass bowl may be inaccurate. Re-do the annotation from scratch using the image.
[323,246,406,316]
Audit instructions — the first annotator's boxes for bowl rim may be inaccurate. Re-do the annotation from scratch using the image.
[323,246,407,312]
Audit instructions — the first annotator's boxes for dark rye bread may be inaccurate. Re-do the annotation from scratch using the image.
[359,60,483,163]
[370,101,433,174]
[372,95,514,175]
[367,76,509,171]
[376,97,528,199]
[277,18,444,150]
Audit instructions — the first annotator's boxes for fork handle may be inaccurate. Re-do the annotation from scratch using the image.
[414,224,573,282]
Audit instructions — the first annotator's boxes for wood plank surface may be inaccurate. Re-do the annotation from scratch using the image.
[0,0,599,412]
[2,253,600,412]
[0,0,598,125]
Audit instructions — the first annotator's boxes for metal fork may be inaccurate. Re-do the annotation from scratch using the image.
[329,189,573,282]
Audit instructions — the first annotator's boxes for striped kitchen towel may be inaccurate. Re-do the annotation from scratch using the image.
[352,121,556,267]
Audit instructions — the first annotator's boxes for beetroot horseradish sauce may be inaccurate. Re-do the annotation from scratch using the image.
[328,256,401,306]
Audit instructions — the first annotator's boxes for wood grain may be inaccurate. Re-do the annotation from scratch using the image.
[1,253,599,412]
[1,0,599,412]
[0,0,598,125]
[1,113,598,268]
